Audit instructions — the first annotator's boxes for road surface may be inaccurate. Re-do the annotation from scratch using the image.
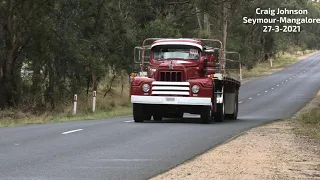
[1,53,320,180]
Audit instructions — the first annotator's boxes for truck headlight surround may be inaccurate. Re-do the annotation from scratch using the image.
[192,85,200,94]
[142,84,150,93]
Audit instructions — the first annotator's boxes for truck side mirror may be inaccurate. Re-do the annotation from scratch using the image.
[213,48,220,64]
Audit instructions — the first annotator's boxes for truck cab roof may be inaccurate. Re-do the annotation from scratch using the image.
[151,38,203,50]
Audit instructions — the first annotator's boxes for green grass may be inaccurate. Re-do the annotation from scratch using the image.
[295,107,320,139]
[294,106,320,172]
[242,50,317,79]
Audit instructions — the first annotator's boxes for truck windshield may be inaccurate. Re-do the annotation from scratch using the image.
[153,47,200,60]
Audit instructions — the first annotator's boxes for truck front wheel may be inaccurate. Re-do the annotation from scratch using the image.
[200,106,212,124]
[133,104,151,122]
[153,114,163,121]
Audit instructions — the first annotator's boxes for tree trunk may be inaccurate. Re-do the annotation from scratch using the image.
[31,57,42,106]
[195,7,203,31]
[204,13,210,34]
[0,0,26,108]
[222,3,228,52]
[92,69,98,91]
[47,58,55,109]
[0,48,18,107]
[120,73,124,97]
[12,58,22,106]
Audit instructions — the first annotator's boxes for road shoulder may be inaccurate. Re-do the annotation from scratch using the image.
[151,91,320,180]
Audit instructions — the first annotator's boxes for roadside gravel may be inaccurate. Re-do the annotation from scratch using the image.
[151,91,320,180]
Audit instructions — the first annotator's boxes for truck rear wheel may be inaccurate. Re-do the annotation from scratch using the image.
[200,106,212,124]
[214,102,225,122]
[133,104,150,122]
[225,90,239,120]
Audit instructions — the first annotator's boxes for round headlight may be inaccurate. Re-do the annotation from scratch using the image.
[192,85,200,94]
[142,84,150,93]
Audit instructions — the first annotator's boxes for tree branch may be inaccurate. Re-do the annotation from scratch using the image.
[103,73,116,97]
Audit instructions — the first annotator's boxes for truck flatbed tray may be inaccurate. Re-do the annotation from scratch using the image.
[214,73,241,86]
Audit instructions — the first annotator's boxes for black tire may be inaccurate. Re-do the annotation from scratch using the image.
[225,90,239,120]
[214,102,224,122]
[200,106,212,124]
[133,104,150,123]
[153,114,163,121]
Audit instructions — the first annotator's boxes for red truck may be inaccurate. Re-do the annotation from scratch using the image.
[130,38,242,124]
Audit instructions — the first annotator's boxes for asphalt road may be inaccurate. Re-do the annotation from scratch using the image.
[1,53,320,180]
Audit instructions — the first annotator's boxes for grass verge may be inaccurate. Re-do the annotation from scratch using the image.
[242,50,318,79]
[0,106,132,127]
[0,79,132,127]
[292,90,320,173]
[292,89,320,140]
[296,108,320,139]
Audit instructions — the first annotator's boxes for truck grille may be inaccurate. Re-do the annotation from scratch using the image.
[160,71,183,82]
[151,81,190,96]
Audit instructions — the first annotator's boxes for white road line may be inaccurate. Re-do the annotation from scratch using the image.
[257,94,260,96]
[282,82,284,83]
[277,84,279,86]
[265,91,268,92]
[249,97,252,100]
[124,120,134,123]
[62,129,83,135]
[286,80,288,81]
[271,88,274,90]
[290,78,292,79]
[239,101,243,104]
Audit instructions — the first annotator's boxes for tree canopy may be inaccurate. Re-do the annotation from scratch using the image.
[0,0,319,110]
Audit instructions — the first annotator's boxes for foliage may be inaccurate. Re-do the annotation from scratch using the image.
[0,0,319,111]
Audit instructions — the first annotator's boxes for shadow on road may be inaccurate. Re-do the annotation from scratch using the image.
[143,117,240,124]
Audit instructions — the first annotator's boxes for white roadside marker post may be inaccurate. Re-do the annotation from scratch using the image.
[73,94,77,114]
[93,91,96,112]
